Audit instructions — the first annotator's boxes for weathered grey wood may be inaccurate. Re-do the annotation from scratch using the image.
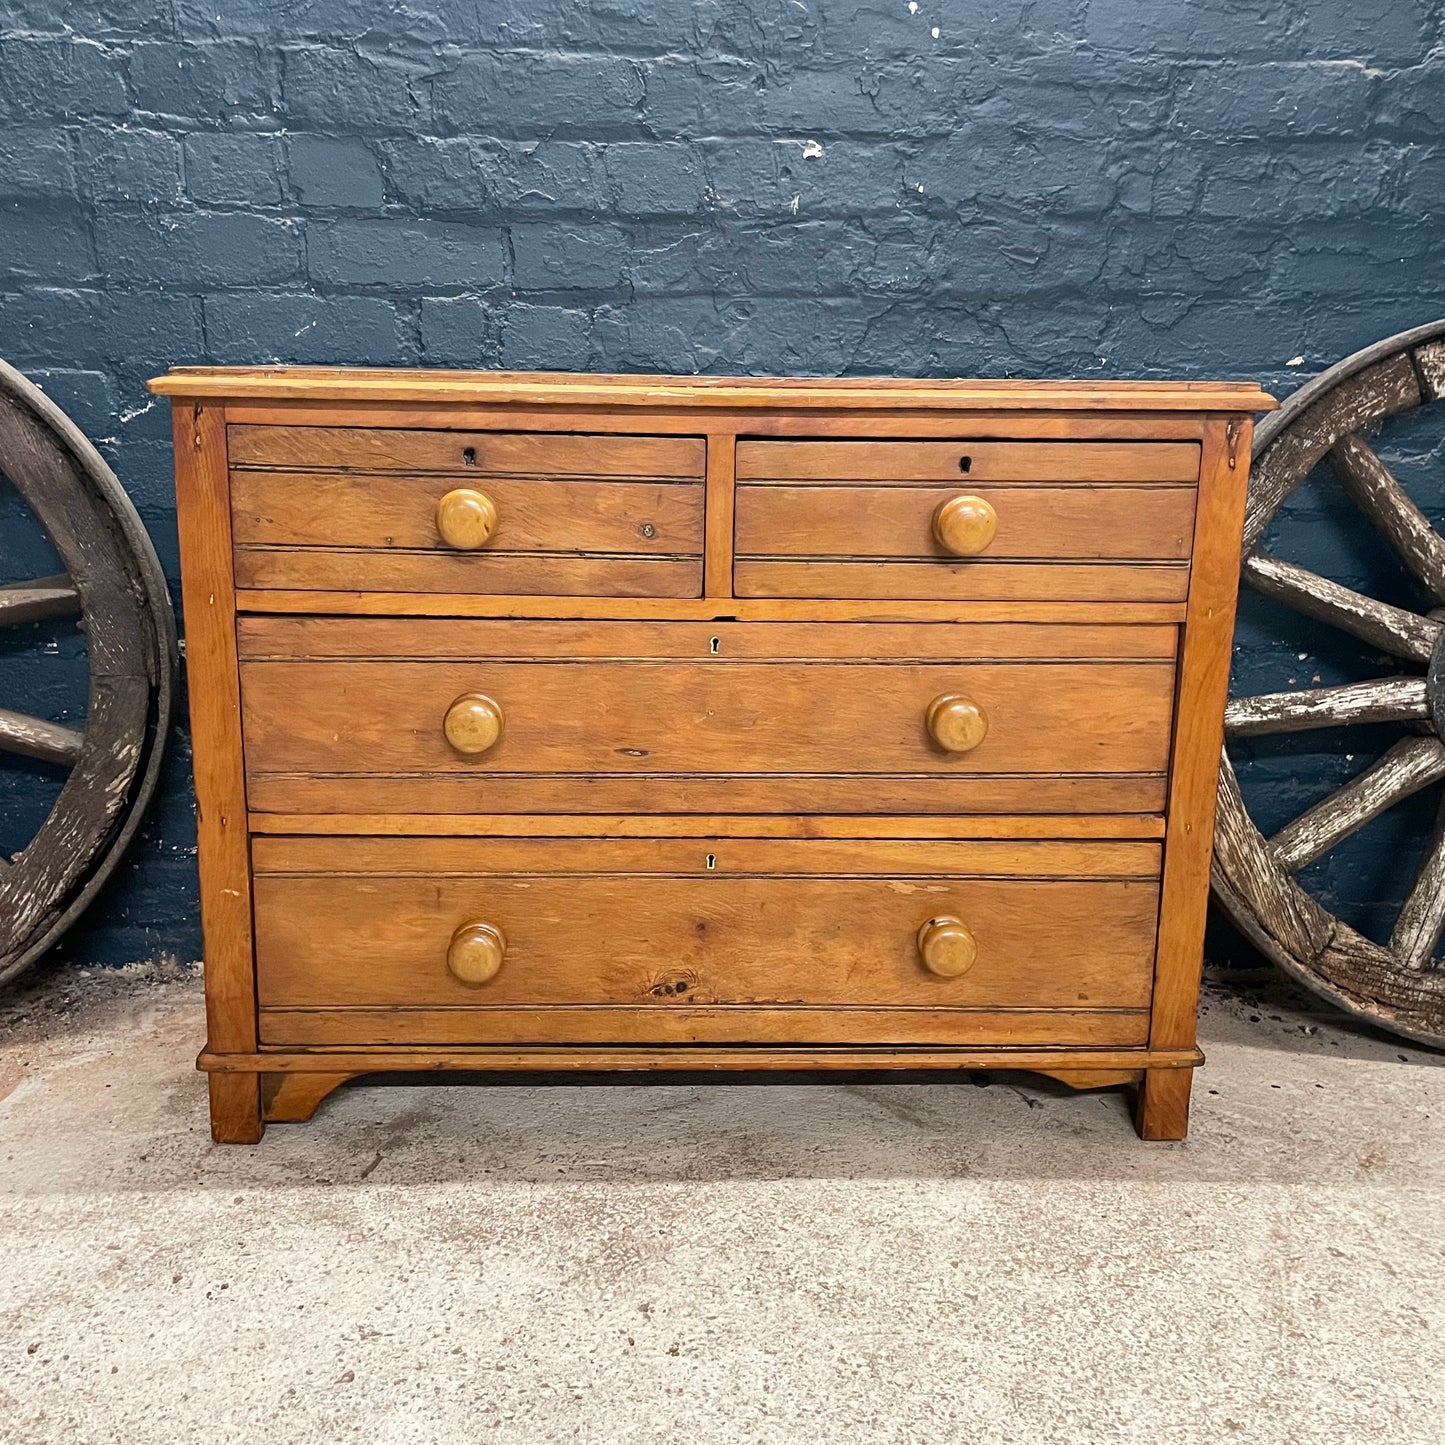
[1243,354,1420,552]
[1390,794,1445,970]
[1314,919,1445,1029]
[0,706,83,765]
[1242,551,1440,663]
[1414,340,1445,402]
[1216,318,1445,1048]
[0,358,176,984]
[1213,755,1334,962]
[1267,737,1445,872]
[1216,758,1445,1043]
[0,575,81,627]
[1225,676,1428,737]
[1331,434,1445,603]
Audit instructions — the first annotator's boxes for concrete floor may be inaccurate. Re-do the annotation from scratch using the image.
[0,962,1442,1445]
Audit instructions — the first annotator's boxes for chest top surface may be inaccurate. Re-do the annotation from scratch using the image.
[148,365,1275,413]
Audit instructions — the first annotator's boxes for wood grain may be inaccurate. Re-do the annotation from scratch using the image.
[234,548,703,597]
[250,835,1163,876]
[240,658,1176,781]
[246,771,1169,817]
[735,485,1197,561]
[253,855,1159,1022]
[1135,1067,1192,1141]
[205,1045,1204,1074]
[172,403,258,1070]
[158,368,1267,1142]
[232,471,704,554]
[735,560,1190,602]
[260,1071,354,1123]
[151,366,1275,413]
[207,1073,263,1144]
[233,591,1189,624]
[704,432,736,597]
[237,616,1180,662]
[1150,415,1254,1055]
[221,402,1215,441]
[229,425,705,477]
[246,812,1169,839]
[258,1006,1151,1048]
[236,618,1179,661]
[736,439,1202,482]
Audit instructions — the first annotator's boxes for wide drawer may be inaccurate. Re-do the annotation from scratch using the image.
[253,836,1161,1046]
[238,618,1179,816]
[734,439,1199,601]
[228,426,706,597]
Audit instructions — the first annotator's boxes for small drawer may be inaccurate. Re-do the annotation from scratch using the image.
[228,426,706,597]
[734,439,1199,601]
[238,617,1179,817]
[253,836,1161,1047]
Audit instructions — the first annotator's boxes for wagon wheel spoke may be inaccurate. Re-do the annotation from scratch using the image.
[1266,736,1445,872]
[1330,435,1445,604]
[1388,793,1445,971]
[0,574,81,627]
[1224,676,1428,737]
[1242,552,1441,664]
[0,575,85,768]
[0,706,83,765]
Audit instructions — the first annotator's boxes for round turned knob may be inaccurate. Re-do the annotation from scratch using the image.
[917,915,978,979]
[443,693,504,755]
[926,693,989,753]
[447,921,506,986]
[932,494,997,557]
[436,488,498,550]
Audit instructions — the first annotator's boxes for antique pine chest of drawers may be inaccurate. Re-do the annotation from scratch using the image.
[149,367,1274,1144]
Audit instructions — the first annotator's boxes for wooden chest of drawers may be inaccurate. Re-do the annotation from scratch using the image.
[149,367,1274,1143]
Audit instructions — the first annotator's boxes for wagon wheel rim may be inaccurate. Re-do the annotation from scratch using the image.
[1213,318,1445,1047]
[0,358,176,986]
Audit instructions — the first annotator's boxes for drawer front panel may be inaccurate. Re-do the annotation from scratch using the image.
[229,426,705,597]
[735,439,1199,601]
[735,440,1202,483]
[735,486,1197,561]
[238,619,1178,816]
[253,837,1159,1045]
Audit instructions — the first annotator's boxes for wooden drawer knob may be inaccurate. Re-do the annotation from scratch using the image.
[447,921,506,986]
[926,693,988,753]
[917,915,977,978]
[932,494,997,556]
[443,693,504,755]
[436,488,498,550]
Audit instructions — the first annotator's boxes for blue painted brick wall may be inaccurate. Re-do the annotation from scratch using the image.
[1,0,1444,969]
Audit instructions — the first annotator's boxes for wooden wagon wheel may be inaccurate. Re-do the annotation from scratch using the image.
[1213,319,1445,1047]
[0,357,176,986]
